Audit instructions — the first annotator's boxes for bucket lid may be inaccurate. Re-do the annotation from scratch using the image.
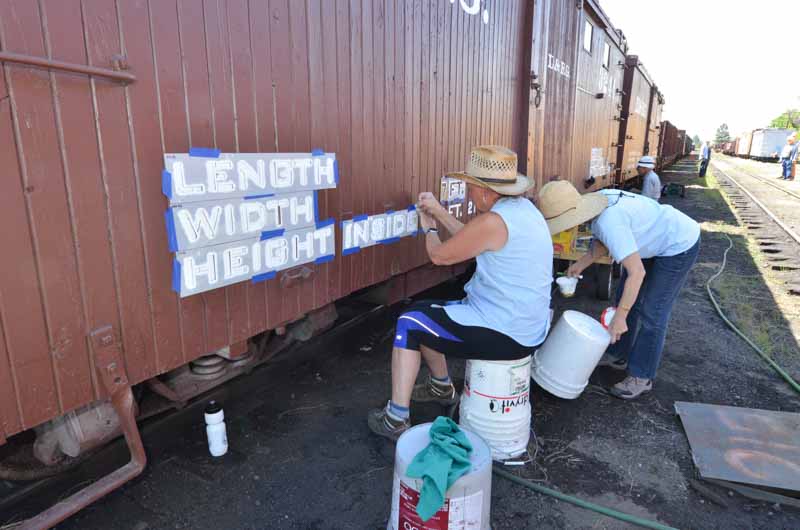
[561,310,610,342]
[396,423,492,472]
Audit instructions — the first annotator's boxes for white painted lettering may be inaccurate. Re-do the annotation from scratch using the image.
[223,204,236,236]
[222,246,249,280]
[314,157,336,186]
[289,195,315,226]
[370,217,386,241]
[184,252,219,290]
[237,159,267,190]
[314,226,333,255]
[177,206,223,243]
[292,231,315,261]
[294,159,313,186]
[172,161,206,196]
[264,238,288,268]
[353,221,369,247]
[269,159,294,189]
[205,160,235,193]
[239,202,267,233]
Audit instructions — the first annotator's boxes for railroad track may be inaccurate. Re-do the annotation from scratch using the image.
[711,160,800,296]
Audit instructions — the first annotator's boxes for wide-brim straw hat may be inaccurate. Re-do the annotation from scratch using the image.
[538,180,609,235]
[446,145,535,196]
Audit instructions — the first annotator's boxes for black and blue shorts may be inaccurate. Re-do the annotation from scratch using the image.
[392,300,536,361]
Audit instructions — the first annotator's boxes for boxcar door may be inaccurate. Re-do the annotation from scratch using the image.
[525,0,580,193]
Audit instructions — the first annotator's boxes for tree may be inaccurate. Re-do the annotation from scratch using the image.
[770,108,799,131]
[714,123,731,145]
[692,134,701,146]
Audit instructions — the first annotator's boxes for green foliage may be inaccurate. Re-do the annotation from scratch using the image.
[692,134,701,146]
[714,123,731,144]
[770,109,799,131]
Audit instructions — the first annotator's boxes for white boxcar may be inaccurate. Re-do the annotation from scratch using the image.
[749,128,795,160]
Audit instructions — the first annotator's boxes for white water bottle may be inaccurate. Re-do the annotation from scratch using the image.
[204,400,228,457]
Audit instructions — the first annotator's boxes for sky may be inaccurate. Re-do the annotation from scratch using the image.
[601,0,799,142]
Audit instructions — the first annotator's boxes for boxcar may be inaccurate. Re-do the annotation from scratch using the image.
[614,55,662,184]
[750,128,795,160]
[568,0,627,192]
[657,119,681,169]
[737,130,753,157]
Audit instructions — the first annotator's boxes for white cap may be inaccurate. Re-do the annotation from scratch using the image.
[637,156,656,169]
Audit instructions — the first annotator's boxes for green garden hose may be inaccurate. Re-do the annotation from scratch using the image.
[707,233,800,395]
[493,466,678,530]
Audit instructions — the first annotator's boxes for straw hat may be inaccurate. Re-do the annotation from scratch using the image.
[446,145,534,196]
[538,181,609,235]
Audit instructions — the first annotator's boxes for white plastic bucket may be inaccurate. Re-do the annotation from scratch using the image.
[388,423,492,530]
[531,310,610,399]
[459,357,531,461]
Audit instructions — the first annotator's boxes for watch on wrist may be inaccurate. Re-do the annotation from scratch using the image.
[424,227,438,234]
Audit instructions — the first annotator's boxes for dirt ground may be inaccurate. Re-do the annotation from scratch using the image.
[20,157,800,529]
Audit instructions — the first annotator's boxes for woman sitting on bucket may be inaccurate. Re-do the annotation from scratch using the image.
[538,181,700,400]
[368,146,553,440]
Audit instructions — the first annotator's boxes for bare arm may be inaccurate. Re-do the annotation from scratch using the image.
[417,192,464,236]
[420,210,507,266]
[607,252,646,344]
[567,240,609,277]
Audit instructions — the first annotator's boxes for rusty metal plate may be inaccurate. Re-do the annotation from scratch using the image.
[675,401,800,492]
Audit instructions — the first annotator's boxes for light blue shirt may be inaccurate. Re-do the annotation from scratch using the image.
[591,189,700,262]
[444,197,553,347]
[641,170,661,200]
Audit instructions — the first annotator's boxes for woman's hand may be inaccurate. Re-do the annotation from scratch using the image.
[566,262,586,278]
[418,192,445,218]
[607,311,628,344]
[418,209,436,231]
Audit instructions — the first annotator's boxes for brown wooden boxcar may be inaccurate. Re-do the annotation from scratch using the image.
[657,119,681,169]
[614,55,662,184]
[568,0,627,192]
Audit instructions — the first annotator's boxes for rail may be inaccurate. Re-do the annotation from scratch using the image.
[0,51,135,84]
[719,157,800,202]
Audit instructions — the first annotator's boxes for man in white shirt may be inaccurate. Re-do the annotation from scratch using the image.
[699,142,711,178]
[637,156,661,201]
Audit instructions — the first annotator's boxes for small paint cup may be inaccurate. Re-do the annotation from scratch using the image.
[556,276,579,297]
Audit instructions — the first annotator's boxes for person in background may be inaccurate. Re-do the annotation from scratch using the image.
[778,132,798,180]
[698,141,711,178]
[368,146,553,440]
[539,181,700,400]
[637,156,661,201]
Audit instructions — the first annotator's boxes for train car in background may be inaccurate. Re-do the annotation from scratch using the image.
[737,130,754,158]
[749,128,795,161]
[568,0,628,193]
[682,133,694,157]
[721,140,737,155]
[615,55,663,185]
[657,120,682,169]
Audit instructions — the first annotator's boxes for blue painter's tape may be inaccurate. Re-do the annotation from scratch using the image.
[311,148,325,156]
[353,214,369,222]
[342,247,361,256]
[244,193,275,200]
[164,209,179,252]
[385,209,395,216]
[161,169,173,199]
[260,228,286,241]
[314,254,335,265]
[378,237,401,245]
[316,217,335,229]
[171,259,181,293]
[410,230,419,237]
[407,204,417,211]
[189,147,221,158]
[333,159,339,185]
[313,190,320,222]
[252,271,277,283]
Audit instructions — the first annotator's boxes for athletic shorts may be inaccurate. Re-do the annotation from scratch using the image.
[392,299,537,361]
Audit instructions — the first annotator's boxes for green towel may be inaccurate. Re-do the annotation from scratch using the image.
[405,416,473,522]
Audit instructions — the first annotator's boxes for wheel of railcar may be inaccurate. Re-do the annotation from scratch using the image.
[595,264,614,301]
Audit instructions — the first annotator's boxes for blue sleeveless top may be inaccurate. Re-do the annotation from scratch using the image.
[444,197,553,346]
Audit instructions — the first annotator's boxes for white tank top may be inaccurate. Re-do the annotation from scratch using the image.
[444,197,553,346]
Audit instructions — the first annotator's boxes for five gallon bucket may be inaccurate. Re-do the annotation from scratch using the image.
[531,310,610,399]
[388,423,492,530]
[459,357,531,461]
